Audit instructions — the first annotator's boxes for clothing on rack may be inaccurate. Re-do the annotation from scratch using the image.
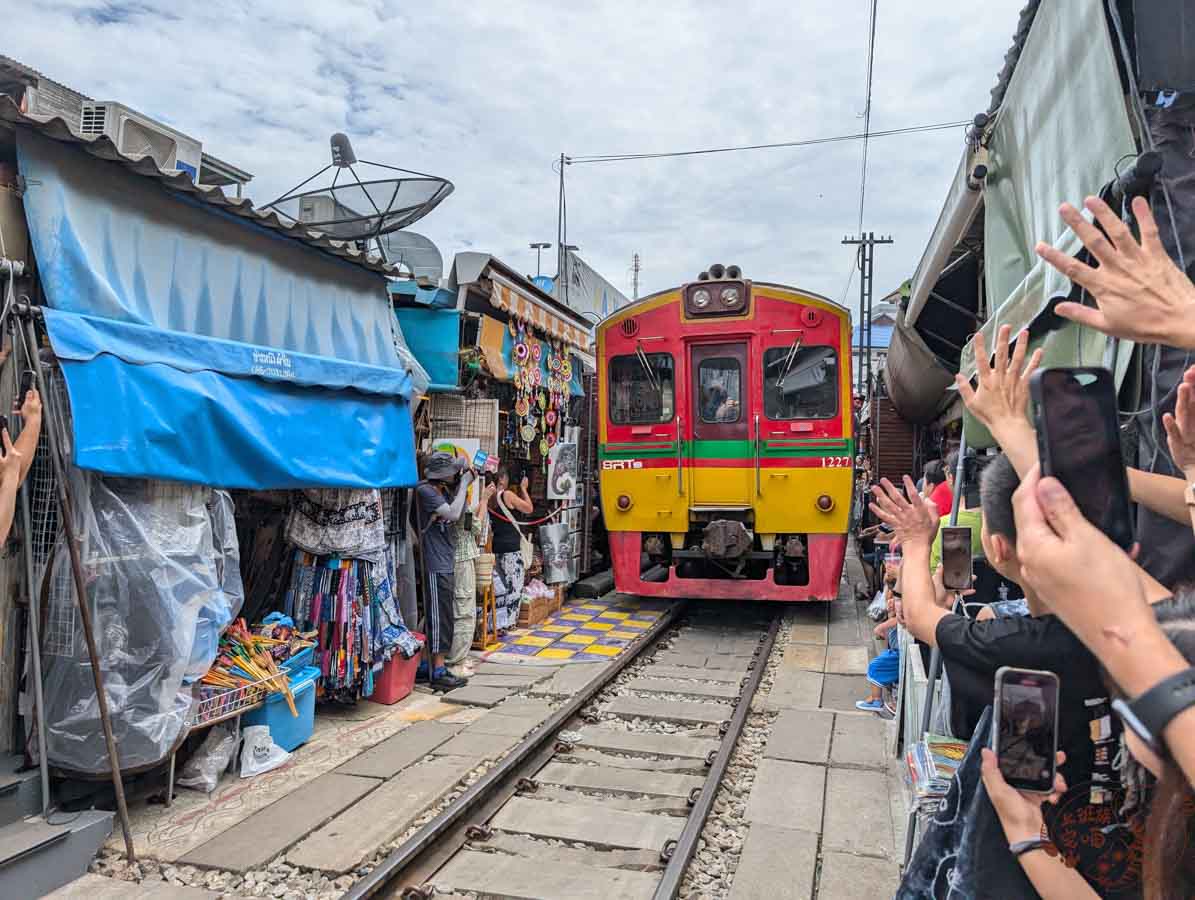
[493,551,526,631]
[286,488,386,563]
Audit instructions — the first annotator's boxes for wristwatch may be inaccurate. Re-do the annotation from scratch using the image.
[1009,837,1051,858]
[1112,665,1195,756]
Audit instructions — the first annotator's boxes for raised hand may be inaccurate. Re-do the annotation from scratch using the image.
[1036,196,1195,348]
[1162,365,1195,479]
[956,325,1042,436]
[868,475,940,551]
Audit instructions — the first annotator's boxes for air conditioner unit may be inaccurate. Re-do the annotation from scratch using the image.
[78,101,202,181]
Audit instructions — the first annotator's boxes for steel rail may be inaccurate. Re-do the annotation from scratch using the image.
[651,613,781,900]
[344,600,687,900]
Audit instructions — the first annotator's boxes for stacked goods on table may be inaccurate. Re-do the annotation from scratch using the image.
[516,578,559,627]
[906,732,967,811]
[193,620,298,725]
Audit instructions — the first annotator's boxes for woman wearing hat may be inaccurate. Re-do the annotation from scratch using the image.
[414,451,475,690]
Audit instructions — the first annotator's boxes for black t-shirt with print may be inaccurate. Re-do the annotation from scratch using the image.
[934,612,1103,786]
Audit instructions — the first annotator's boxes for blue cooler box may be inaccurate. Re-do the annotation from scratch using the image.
[280,646,314,673]
[242,665,320,752]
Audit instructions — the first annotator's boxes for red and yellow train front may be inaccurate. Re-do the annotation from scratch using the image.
[596,271,852,602]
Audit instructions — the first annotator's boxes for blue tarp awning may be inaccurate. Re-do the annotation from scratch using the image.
[18,128,420,489]
[393,307,461,392]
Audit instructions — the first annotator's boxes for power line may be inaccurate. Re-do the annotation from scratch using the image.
[565,119,969,165]
[857,0,879,233]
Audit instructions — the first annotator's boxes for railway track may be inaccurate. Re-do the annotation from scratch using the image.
[344,601,781,900]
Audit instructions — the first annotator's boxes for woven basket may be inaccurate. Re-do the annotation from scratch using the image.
[474,553,495,583]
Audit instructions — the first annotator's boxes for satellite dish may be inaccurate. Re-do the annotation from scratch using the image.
[263,133,453,243]
[377,230,444,283]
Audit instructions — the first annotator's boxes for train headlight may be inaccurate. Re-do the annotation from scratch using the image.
[692,288,711,309]
[815,494,835,512]
[617,493,633,511]
[721,287,741,307]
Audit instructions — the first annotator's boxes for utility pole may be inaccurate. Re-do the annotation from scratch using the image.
[631,252,641,299]
[841,232,893,399]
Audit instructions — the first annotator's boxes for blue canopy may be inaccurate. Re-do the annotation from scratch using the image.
[393,307,461,392]
[18,129,420,489]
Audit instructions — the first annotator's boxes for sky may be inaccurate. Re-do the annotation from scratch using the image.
[8,0,1029,322]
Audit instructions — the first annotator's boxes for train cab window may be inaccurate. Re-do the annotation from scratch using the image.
[763,346,838,420]
[609,353,675,424]
[698,358,742,423]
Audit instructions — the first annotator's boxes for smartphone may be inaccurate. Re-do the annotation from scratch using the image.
[940,526,973,591]
[18,369,33,400]
[1030,367,1134,549]
[992,666,1060,793]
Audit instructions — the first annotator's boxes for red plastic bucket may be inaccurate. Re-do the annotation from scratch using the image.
[369,632,425,705]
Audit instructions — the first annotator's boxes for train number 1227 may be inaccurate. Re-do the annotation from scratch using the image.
[820,456,851,468]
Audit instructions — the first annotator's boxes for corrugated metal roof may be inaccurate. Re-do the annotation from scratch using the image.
[0,94,400,276]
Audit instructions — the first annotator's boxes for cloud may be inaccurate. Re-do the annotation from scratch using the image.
[8,0,1028,318]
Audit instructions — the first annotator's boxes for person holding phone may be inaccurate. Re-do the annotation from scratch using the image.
[871,460,1147,894]
[489,466,534,634]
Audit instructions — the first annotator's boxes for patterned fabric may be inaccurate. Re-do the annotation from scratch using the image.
[493,551,526,631]
[454,511,485,563]
[286,488,385,562]
[898,707,1037,899]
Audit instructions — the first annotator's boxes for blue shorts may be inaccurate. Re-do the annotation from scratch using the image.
[867,648,900,689]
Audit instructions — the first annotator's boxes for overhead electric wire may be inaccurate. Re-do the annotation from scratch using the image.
[565,119,969,165]
[857,0,879,233]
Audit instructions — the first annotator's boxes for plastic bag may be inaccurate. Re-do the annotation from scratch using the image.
[176,724,238,793]
[240,725,290,778]
[868,590,888,622]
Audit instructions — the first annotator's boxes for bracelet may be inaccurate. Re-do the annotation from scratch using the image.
[1009,837,1051,858]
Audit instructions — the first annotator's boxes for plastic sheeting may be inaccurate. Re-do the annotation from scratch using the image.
[17,128,425,488]
[959,0,1136,400]
[41,420,246,773]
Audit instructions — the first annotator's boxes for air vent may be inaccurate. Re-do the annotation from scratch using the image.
[79,105,106,136]
[619,318,640,338]
[801,308,823,328]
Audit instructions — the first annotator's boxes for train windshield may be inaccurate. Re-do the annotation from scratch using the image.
[763,346,838,419]
[609,352,675,424]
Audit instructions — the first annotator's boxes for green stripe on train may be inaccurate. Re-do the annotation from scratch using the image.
[600,438,853,461]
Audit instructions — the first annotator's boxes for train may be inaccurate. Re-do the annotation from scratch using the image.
[595,264,854,602]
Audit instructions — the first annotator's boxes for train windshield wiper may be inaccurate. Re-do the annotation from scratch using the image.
[635,342,660,392]
[775,335,803,388]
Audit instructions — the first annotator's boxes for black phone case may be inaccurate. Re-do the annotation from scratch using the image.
[1029,367,1135,550]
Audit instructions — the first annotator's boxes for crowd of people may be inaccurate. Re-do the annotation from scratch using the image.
[861,196,1195,898]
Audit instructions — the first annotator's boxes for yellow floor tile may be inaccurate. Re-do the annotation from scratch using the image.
[561,613,594,622]
[609,630,641,640]
[537,647,577,659]
[597,611,631,620]
[560,633,597,645]
[581,644,622,656]
[540,624,574,634]
[581,621,614,632]
[624,621,654,629]
[578,603,605,610]
[514,635,553,647]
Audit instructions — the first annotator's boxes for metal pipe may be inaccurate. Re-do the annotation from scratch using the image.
[13,322,49,816]
[902,435,968,866]
[19,308,136,862]
[653,615,781,900]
